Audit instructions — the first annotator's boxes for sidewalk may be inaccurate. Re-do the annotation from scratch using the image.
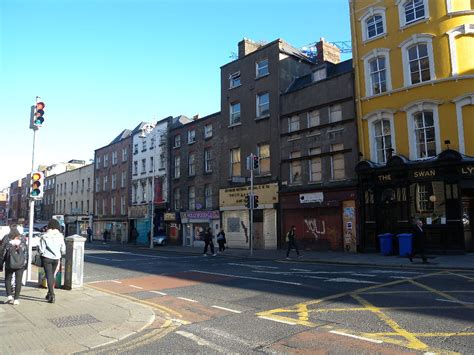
[0,276,155,354]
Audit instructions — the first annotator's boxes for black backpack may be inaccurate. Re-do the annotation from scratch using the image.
[8,245,26,270]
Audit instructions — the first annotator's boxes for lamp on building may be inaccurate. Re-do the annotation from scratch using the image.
[429,195,437,203]
[444,139,451,150]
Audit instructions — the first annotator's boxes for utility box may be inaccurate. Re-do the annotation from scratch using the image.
[64,234,86,290]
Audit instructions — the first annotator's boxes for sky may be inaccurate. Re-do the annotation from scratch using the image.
[0,0,351,190]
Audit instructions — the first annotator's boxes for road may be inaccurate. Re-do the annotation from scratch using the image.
[81,244,474,354]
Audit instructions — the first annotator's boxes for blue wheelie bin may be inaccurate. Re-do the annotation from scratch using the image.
[397,233,413,256]
[378,233,394,255]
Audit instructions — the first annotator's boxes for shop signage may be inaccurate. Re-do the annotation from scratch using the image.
[377,174,391,182]
[128,205,148,218]
[412,169,436,178]
[299,192,323,204]
[461,166,474,176]
[164,212,176,221]
[219,183,278,208]
[183,210,220,220]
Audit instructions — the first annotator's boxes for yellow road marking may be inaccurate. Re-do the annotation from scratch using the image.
[446,271,474,282]
[408,279,474,309]
[313,306,463,312]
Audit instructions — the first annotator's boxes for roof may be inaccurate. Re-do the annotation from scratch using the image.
[109,129,132,145]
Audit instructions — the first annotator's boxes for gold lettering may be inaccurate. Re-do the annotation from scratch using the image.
[462,166,474,175]
[378,174,391,181]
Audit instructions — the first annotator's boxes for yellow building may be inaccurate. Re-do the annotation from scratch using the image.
[350,0,474,252]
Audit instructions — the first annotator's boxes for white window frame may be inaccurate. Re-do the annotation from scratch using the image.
[288,115,300,132]
[120,196,126,215]
[256,92,270,118]
[204,149,212,173]
[399,34,435,87]
[121,171,126,188]
[396,0,429,28]
[112,151,118,165]
[96,156,101,169]
[174,188,180,210]
[257,143,270,175]
[111,174,116,189]
[404,100,441,160]
[111,196,116,215]
[365,110,397,163]
[229,71,241,88]
[230,102,241,125]
[204,124,213,138]
[230,148,241,177]
[188,186,196,211]
[122,148,127,162]
[187,130,196,144]
[103,154,108,167]
[103,176,108,191]
[309,147,322,183]
[256,59,269,78]
[174,134,181,148]
[453,93,474,154]
[446,24,474,76]
[174,156,180,179]
[188,152,196,176]
[204,184,212,209]
[329,104,342,123]
[359,7,387,42]
[362,48,392,97]
[307,110,320,128]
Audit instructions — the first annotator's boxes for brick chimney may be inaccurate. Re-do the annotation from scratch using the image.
[316,38,340,64]
[238,38,262,58]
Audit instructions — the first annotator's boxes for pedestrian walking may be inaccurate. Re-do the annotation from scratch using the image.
[409,219,428,264]
[217,228,226,252]
[286,225,301,259]
[103,229,110,243]
[0,226,28,305]
[87,226,93,243]
[39,219,66,303]
[203,227,216,256]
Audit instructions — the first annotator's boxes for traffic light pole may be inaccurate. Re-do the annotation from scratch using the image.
[249,154,254,257]
[26,128,37,282]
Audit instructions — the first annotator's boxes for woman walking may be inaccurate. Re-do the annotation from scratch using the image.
[39,219,66,303]
[216,228,226,252]
[0,226,28,305]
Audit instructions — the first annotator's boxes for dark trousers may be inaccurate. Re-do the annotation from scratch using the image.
[203,241,215,254]
[218,240,225,252]
[286,239,300,257]
[5,268,24,300]
[410,247,427,262]
[42,257,59,296]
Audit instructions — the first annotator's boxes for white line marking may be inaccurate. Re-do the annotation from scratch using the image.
[86,255,112,261]
[258,316,297,325]
[176,330,227,353]
[329,330,383,344]
[325,278,379,284]
[350,273,376,277]
[150,291,167,296]
[211,305,242,313]
[129,285,143,289]
[178,297,198,303]
[110,280,122,284]
[435,298,474,305]
[189,270,302,286]
[227,263,278,269]
[291,268,310,272]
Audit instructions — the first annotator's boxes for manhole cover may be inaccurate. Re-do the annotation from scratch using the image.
[49,314,101,328]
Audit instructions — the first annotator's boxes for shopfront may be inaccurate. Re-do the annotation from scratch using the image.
[164,212,181,245]
[356,150,474,252]
[128,205,149,245]
[180,210,220,247]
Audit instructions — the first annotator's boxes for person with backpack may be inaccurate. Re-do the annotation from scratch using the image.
[216,228,226,252]
[0,226,28,305]
[39,219,66,304]
[286,225,302,259]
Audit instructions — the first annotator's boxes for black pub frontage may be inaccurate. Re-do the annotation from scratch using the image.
[356,150,474,253]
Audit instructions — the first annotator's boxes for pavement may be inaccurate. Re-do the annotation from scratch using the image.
[0,267,156,355]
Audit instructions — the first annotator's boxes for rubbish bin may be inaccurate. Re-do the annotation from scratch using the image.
[378,233,394,255]
[397,233,413,256]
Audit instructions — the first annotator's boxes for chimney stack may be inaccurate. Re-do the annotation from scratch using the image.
[238,38,262,58]
[316,38,340,65]
[193,114,199,120]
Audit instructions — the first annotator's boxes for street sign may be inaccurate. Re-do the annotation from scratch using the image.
[231,176,246,183]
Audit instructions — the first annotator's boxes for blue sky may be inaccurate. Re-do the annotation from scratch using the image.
[0,0,351,189]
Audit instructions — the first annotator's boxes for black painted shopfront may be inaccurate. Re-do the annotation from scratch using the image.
[356,150,474,253]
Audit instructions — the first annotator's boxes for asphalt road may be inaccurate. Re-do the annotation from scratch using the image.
[82,244,474,354]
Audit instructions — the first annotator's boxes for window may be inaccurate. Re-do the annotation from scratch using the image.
[174,188,181,210]
[103,154,108,167]
[360,7,387,41]
[408,44,431,84]
[95,156,101,169]
[142,140,147,152]
[174,156,180,178]
[404,0,425,24]
[141,158,146,174]
[122,148,128,162]
[446,24,474,76]
[329,104,342,122]
[374,119,393,163]
[111,174,116,189]
[132,184,138,203]
[188,186,196,210]
[256,92,270,117]
[188,152,196,176]
[366,15,384,39]
[230,148,241,177]
[229,72,241,88]
[103,198,107,216]
[150,157,154,172]
[414,111,436,158]
[103,176,108,191]
[257,144,270,174]
[446,0,473,13]
[307,110,320,128]
[81,179,84,192]
[174,134,181,148]
[312,68,327,82]
[415,182,434,212]
[290,151,302,184]
[121,172,126,188]
[369,57,387,94]
[230,102,241,125]
[256,59,269,77]
[204,149,212,172]
[150,137,155,149]
[95,177,100,192]
[112,151,118,165]
[134,144,138,154]
[188,130,196,144]
[133,161,138,175]
[309,147,322,182]
[204,124,213,138]
[331,143,345,180]
[204,184,212,209]
[111,196,116,215]
[87,200,89,214]
[288,115,300,133]
[120,196,126,215]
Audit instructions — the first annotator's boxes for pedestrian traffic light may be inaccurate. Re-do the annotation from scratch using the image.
[253,195,259,209]
[253,155,259,170]
[33,101,45,128]
[30,171,44,199]
[245,194,251,209]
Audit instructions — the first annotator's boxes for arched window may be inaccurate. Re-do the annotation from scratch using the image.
[396,0,429,28]
[414,111,436,158]
[366,15,384,39]
[359,7,387,42]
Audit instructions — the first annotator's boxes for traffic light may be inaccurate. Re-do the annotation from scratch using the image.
[33,101,45,128]
[245,194,251,209]
[253,155,259,170]
[30,171,44,199]
[253,194,259,209]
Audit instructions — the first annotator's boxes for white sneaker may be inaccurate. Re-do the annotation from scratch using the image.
[6,295,13,304]
[13,299,19,306]
[212,254,217,257]
[203,254,208,257]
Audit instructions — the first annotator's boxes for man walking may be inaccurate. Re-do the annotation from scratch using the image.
[409,219,428,264]
[286,225,301,259]
[87,226,93,243]
[203,227,216,256]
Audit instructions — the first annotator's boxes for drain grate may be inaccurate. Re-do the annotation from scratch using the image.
[48,314,101,328]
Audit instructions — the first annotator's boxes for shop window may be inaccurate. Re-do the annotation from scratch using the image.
[415,182,434,212]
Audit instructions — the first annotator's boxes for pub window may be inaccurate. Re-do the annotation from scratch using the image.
[445,183,458,199]
[415,182,434,212]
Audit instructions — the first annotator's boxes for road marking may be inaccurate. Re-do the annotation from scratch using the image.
[129,285,143,289]
[329,330,383,344]
[150,291,167,296]
[435,298,474,305]
[325,278,379,284]
[211,305,242,313]
[177,297,198,303]
[258,316,297,325]
[227,263,278,269]
[86,255,112,261]
[409,279,474,309]
[291,268,310,272]
[110,280,122,284]
[350,273,376,277]
[176,330,227,353]
[189,270,302,286]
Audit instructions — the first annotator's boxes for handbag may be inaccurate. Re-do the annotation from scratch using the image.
[33,252,43,267]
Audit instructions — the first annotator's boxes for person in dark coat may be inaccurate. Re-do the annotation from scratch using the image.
[203,227,216,256]
[87,227,93,243]
[216,228,226,252]
[286,225,301,259]
[409,219,428,264]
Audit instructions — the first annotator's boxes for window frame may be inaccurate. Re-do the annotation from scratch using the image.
[188,186,196,211]
[396,0,429,28]
[188,152,196,176]
[230,102,241,126]
[204,124,213,138]
[204,184,212,209]
[230,148,241,177]
[256,58,269,78]
[365,110,397,163]
[256,92,270,118]
[174,156,181,179]
[257,143,270,175]
[362,48,393,97]
[399,34,435,87]
[329,104,343,123]
[187,129,196,144]
[330,143,345,180]
[359,6,387,42]
[289,151,302,184]
[204,148,212,173]
[309,147,322,183]
[174,134,181,148]
[229,71,241,89]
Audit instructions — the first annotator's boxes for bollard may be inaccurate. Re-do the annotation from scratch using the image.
[64,234,87,290]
